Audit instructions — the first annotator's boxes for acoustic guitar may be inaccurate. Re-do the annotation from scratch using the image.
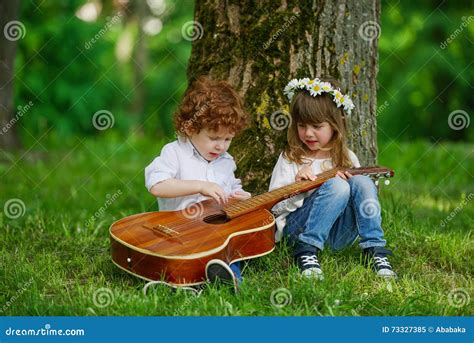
[110,166,394,286]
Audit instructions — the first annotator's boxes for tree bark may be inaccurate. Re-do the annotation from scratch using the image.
[130,0,148,132]
[187,0,380,193]
[0,0,22,151]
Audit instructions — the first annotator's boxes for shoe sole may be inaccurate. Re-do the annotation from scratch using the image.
[301,268,324,280]
[205,259,238,292]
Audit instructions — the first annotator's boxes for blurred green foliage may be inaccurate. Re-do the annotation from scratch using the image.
[15,0,193,145]
[13,0,473,144]
[378,1,473,142]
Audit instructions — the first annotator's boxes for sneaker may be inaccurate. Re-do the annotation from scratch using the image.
[296,251,324,280]
[364,247,397,278]
[205,259,239,293]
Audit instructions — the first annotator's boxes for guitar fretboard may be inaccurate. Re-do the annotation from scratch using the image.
[223,166,393,219]
[223,168,343,219]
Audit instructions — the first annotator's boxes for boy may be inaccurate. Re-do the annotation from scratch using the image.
[145,76,251,291]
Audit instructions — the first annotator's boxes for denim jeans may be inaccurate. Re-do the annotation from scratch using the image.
[285,175,386,256]
[230,262,242,283]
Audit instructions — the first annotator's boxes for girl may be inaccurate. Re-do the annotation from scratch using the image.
[145,76,252,292]
[269,77,396,280]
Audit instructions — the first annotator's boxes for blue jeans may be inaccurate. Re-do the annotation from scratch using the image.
[285,175,386,256]
[230,262,242,283]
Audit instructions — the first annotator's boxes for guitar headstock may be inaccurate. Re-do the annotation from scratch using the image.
[345,166,394,186]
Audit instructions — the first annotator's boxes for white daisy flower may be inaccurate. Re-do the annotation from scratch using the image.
[309,80,323,97]
[320,82,333,93]
[287,79,299,89]
[298,78,310,89]
[283,86,294,100]
[284,90,294,101]
[306,79,316,85]
[342,94,354,114]
[333,90,344,108]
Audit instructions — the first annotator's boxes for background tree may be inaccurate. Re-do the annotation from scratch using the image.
[4,1,471,150]
[187,0,381,192]
[0,0,22,151]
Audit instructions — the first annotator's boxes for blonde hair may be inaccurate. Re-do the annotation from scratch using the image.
[283,78,353,168]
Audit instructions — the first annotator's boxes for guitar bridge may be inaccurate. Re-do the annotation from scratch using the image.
[142,224,180,237]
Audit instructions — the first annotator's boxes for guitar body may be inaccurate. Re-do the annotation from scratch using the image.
[110,199,275,286]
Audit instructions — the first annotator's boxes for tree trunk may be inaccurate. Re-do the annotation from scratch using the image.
[130,0,148,133]
[187,0,380,193]
[0,0,22,151]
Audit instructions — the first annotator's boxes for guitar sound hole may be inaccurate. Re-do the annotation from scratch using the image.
[203,213,230,224]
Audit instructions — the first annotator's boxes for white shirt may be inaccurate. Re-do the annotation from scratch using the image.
[268,150,361,242]
[145,137,244,211]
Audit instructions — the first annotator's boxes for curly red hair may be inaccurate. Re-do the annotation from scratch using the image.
[174,76,248,136]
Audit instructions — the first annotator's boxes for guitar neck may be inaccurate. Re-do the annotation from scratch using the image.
[223,166,394,219]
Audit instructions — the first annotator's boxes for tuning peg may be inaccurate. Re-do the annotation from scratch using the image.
[384,179,390,185]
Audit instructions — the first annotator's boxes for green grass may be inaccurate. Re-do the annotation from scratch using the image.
[1,134,473,316]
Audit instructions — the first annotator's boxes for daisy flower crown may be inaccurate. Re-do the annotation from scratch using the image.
[283,78,355,115]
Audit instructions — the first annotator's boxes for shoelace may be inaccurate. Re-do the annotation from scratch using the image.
[301,255,320,267]
[374,256,392,269]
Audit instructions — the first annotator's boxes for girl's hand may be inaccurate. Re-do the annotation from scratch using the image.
[336,170,353,180]
[231,190,252,200]
[198,181,228,204]
[296,165,317,181]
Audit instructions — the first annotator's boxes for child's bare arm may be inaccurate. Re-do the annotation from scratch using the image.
[150,179,229,204]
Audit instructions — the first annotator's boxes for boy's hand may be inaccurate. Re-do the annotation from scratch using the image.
[198,181,228,204]
[230,190,251,200]
[296,165,317,181]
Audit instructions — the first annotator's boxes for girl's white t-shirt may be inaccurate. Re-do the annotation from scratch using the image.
[268,150,360,242]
